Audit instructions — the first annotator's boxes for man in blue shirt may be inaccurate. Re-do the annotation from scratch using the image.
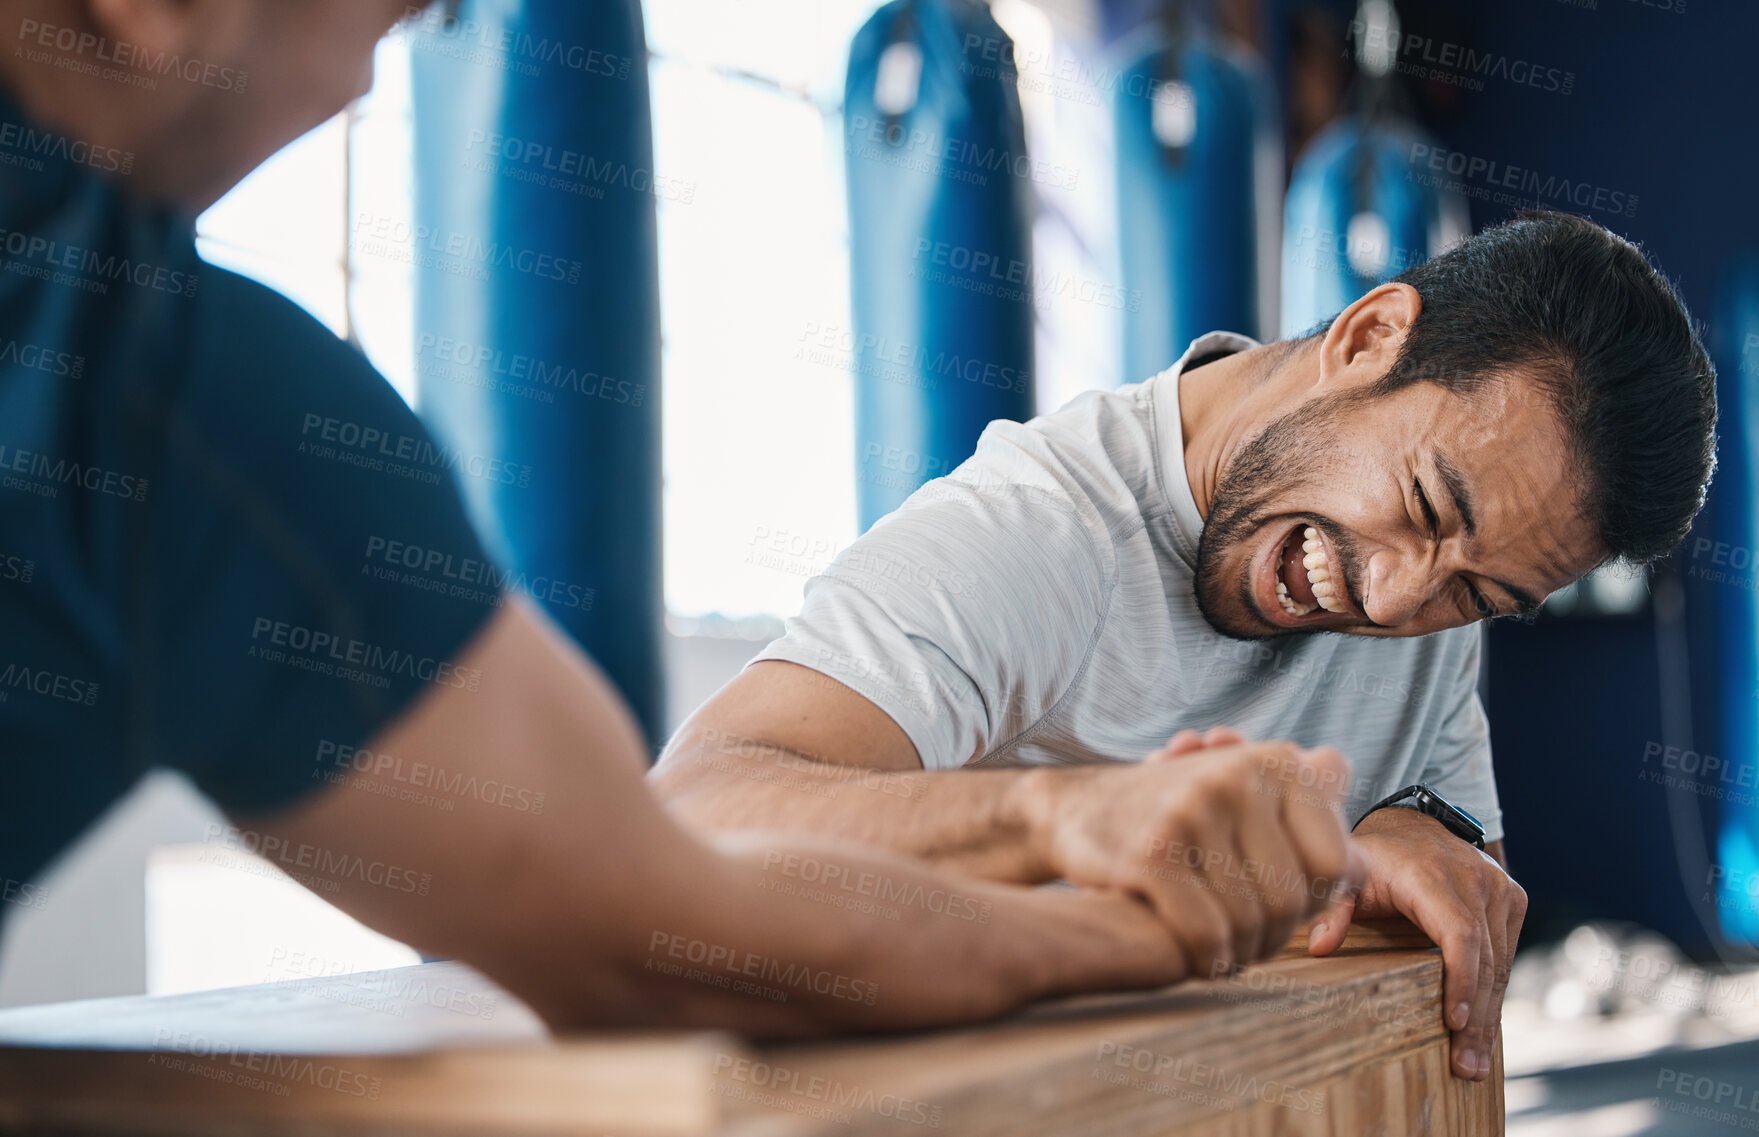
[0,0,1361,1031]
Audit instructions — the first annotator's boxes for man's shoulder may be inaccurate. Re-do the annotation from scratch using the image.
[188,257,379,376]
[868,473,1117,592]
[944,383,1163,534]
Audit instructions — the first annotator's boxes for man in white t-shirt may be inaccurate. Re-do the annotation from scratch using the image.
[654,213,1718,1079]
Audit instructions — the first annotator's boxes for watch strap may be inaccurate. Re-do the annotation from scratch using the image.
[1354,783,1486,849]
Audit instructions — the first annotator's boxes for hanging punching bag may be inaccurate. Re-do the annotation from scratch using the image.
[846,0,1036,529]
[1280,114,1467,336]
[1707,256,1759,942]
[1113,14,1278,380]
[408,1,664,746]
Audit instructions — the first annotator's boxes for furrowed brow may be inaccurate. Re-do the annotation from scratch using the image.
[1434,451,1477,539]
[1434,450,1544,617]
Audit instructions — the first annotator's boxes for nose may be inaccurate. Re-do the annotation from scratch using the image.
[1360,549,1433,627]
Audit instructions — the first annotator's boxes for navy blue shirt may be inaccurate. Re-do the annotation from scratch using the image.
[0,87,496,890]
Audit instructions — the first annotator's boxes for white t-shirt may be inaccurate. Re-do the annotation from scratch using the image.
[756,331,1503,841]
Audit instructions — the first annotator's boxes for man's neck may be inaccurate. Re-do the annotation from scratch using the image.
[0,3,223,211]
[1178,342,1307,520]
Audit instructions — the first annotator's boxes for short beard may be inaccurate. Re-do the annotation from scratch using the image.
[1193,388,1367,640]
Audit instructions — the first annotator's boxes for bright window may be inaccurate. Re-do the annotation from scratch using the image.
[192,3,1112,624]
[647,0,883,622]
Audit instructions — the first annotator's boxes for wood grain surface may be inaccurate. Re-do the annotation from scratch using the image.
[0,919,1501,1136]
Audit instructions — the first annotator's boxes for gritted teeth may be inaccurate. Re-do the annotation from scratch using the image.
[1302,526,1346,614]
[1275,577,1315,617]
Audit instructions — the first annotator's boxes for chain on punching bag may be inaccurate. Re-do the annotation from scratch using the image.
[1113,10,1278,379]
[408,0,664,746]
[845,0,1037,530]
[1280,0,1467,335]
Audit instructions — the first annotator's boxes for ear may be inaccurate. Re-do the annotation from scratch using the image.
[1315,282,1423,394]
[85,0,204,57]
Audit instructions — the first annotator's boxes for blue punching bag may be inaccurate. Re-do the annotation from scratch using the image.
[1113,15,1277,379]
[409,1,663,745]
[846,0,1036,529]
[1280,115,1467,336]
[1707,256,1759,942]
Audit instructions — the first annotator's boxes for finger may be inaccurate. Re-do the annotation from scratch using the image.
[1391,876,1484,1045]
[1150,730,1206,761]
[1149,728,1253,763]
[1452,914,1500,1080]
[1456,886,1524,1081]
[1232,791,1307,961]
[1307,892,1356,957]
[1273,746,1355,903]
[1189,756,1274,965]
[1202,726,1246,748]
[1215,833,1269,970]
[1135,849,1239,980]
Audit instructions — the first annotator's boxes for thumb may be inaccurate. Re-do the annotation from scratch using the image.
[1309,839,1371,955]
[1307,893,1356,956]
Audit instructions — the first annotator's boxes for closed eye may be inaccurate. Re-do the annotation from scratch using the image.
[1413,478,1440,538]
[1419,478,1500,621]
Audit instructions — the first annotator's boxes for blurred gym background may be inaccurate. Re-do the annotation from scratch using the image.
[5,1,1758,1132]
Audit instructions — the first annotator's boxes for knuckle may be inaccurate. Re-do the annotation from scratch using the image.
[1150,809,1196,853]
[1264,741,1300,768]
[1189,772,1232,813]
[1137,826,1174,868]
[1268,742,1302,772]
[1305,745,1353,779]
[1218,750,1260,782]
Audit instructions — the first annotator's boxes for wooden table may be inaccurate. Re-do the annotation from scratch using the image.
[0,920,1501,1136]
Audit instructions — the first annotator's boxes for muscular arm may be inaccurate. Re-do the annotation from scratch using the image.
[654,660,1364,977]
[239,599,1193,1036]
[652,660,1055,882]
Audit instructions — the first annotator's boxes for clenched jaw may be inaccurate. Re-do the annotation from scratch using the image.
[1276,525,1348,616]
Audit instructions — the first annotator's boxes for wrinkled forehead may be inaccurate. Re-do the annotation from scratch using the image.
[1324,376,1605,589]
[1425,380,1605,586]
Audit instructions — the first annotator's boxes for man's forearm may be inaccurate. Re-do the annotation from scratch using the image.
[656,666,1365,986]
[250,601,1182,1036]
[587,832,1185,1036]
[652,728,1058,884]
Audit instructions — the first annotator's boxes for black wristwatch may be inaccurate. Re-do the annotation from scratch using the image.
[1353,784,1486,849]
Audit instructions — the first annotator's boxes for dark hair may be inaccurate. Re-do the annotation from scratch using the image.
[1311,211,1718,564]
